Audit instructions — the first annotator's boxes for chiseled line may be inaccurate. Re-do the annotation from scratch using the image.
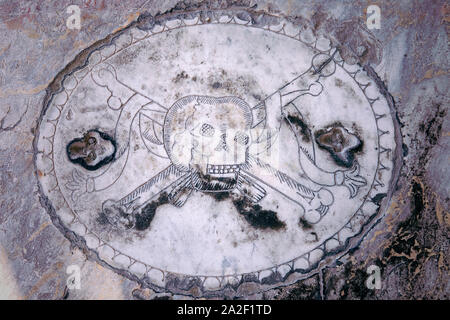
[248,157,314,198]
[240,169,306,207]
[118,165,179,205]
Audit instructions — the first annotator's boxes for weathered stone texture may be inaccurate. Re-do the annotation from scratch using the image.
[0,0,448,299]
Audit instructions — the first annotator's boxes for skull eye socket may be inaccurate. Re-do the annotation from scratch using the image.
[200,123,215,137]
[234,131,249,145]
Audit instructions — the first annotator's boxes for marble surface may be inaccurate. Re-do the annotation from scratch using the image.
[36,14,396,295]
[0,0,448,299]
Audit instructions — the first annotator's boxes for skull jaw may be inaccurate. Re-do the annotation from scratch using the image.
[191,164,241,192]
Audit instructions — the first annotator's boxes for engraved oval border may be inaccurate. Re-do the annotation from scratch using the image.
[33,9,401,298]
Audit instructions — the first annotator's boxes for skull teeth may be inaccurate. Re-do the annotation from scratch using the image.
[207,164,239,174]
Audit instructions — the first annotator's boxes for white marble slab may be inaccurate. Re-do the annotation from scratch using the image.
[36,14,397,295]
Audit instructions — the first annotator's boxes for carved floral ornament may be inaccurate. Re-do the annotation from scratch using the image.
[35,10,399,297]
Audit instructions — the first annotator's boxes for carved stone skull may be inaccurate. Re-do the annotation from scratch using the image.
[164,96,253,191]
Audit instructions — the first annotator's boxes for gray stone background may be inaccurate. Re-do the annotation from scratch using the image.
[0,0,448,299]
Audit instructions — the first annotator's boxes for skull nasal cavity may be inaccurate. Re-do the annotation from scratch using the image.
[215,133,229,151]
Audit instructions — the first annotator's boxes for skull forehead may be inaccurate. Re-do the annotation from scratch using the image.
[193,103,248,130]
[165,96,253,134]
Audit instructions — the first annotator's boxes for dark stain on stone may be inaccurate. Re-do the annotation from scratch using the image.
[392,181,424,246]
[309,232,318,242]
[311,9,328,31]
[242,273,259,283]
[285,114,311,143]
[60,287,69,300]
[135,192,169,231]
[315,125,363,168]
[207,191,285,230]
[98,200,134,229]
[114,46,139,66]
[206,72,260,98]
[211,191,231,202]
[232,196,285,230]
[66,129,116,171]
[402,143,409,157]
[172,71,189,83]
[418,103,445,146]
[371,193,387,206]
[412,103,446,173]
[335,78,343,87]
[97,210,110,225]
[253,94,262,100]
[299,217,313,230]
